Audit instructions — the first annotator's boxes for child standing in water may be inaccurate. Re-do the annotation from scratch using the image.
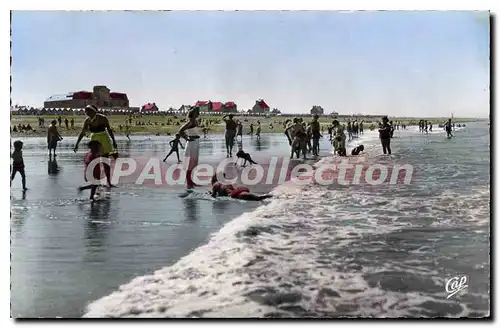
[47,120,62,157]
[78,140,102,201]
[11,140,27,190]
[163,134,185,163]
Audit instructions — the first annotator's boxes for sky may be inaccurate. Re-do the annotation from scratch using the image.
[11,11,490,117]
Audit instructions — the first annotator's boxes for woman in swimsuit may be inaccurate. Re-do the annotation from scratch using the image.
[178,106,201,190]
[73,105,118,187]
[210,173,272,201]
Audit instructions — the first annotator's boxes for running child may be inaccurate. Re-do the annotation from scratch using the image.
[163,134,185,163]
[11,140,27,190]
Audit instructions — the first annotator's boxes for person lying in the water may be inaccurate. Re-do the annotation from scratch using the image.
[351,145,364,156]
[210,173,273,201]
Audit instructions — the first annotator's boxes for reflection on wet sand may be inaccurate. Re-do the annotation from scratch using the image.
[183,198,200,221]
[48,156,60,175]
[11,190,28,234]
[83,199,112,251]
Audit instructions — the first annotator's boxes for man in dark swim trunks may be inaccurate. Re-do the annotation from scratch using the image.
[211,173,272,201]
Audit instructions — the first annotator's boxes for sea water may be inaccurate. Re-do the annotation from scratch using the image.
[11,124,490,318]
[10,133,298,317]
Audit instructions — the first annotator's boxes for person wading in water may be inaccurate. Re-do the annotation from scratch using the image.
[178,106,201,191]
[332,120,346,156]
[236,121,243,141]
[378,116,392,155]
[47,120,62,158]
[222,114,237,157]
[73,104,118,188]
[445,118,454,138]
[310,114,321,156]
[285,118,307,159]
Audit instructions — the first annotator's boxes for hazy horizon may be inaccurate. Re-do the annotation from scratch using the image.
[11,11,490,117]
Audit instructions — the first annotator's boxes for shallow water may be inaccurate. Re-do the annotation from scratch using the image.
[11,133,323,318]
[11,124,490,318]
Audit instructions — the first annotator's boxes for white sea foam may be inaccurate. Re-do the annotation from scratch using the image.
[84,127,488,318]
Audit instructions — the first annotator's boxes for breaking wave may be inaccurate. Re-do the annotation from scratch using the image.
[84,126,489,318]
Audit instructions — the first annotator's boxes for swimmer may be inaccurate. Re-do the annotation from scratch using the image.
[163,133,185,163]
[351,144,364,156]
[236,149,258,166]
[211,173,272,201]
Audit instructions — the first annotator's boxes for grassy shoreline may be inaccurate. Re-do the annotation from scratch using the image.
[10,114,477,138]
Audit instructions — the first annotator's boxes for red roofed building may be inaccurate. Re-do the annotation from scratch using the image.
[250,99,270,113]
[44,85,129,109]
[195,100,210,112]
[141,102,159,112]
[211,102,223,111]
[194,100,237,113]
[223,101,238,113]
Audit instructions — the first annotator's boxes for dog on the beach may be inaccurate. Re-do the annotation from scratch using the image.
[236,149,257,167]
[351,145,364,156]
